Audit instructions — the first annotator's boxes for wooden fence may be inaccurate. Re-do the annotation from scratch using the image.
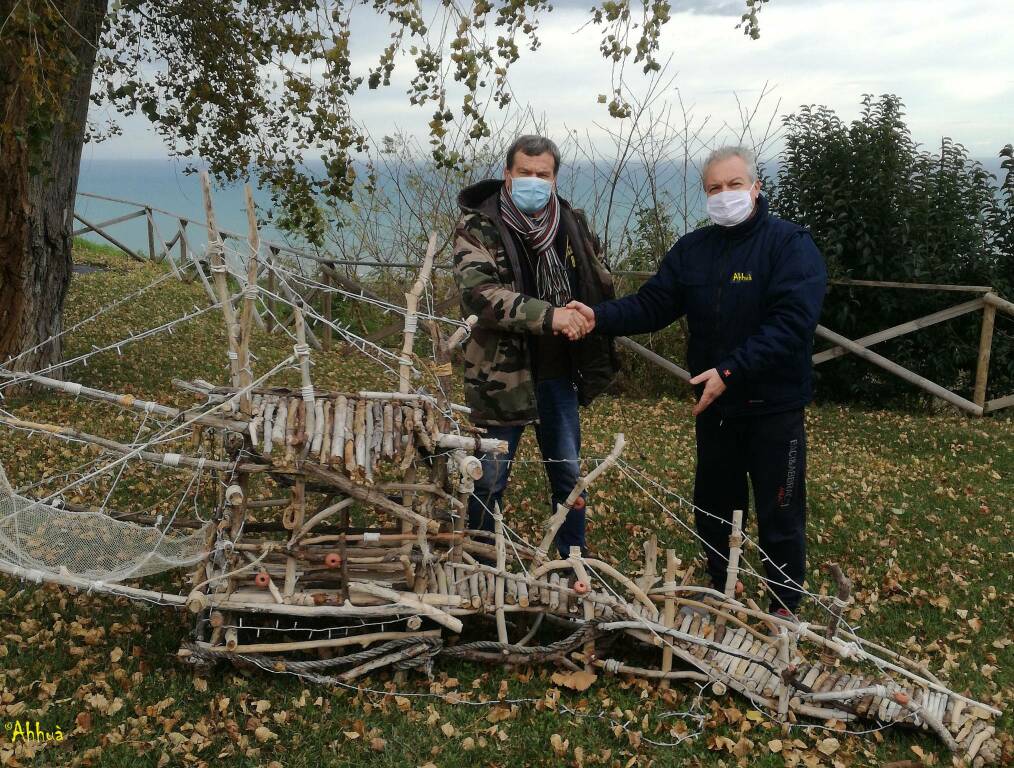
[73,191,1012,415]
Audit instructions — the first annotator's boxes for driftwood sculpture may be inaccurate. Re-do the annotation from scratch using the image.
[0,180,1001,766]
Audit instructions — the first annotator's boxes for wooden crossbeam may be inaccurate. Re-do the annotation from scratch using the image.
[615,335,691,382]
[72,213,144,261]
[812,297,985,365]
[815,325,983,416]
[72,208,147,236]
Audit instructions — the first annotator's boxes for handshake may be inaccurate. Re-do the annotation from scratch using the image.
[551,301,596,340]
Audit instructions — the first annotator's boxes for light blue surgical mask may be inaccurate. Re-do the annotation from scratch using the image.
[509,176,553,214]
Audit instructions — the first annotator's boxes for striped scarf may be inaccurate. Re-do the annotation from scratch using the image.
[499,186,572,307]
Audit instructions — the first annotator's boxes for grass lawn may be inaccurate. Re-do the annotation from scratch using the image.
[1,241,1010,767]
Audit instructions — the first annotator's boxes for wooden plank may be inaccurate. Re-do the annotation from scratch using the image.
[973,304,996,407]
[72,213,144,261]
[815,325,983,416]
[812,297,985,365]
[828,278,992,293]
[615,336,692,382]
[71,208,146,236]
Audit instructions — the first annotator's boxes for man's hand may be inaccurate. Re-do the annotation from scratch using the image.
[552,307,591,340]
[565,301,596,337]
[689,368,727,416]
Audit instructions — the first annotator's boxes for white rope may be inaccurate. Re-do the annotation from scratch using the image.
[161,453,182,468]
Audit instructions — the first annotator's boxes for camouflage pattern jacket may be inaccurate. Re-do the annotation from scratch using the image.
[453,179,618,426]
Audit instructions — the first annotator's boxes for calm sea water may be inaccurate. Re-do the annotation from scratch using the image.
[75,155,1007,260]
[73,157,707,261]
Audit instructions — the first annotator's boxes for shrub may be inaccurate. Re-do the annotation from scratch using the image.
[765,95,1013,406]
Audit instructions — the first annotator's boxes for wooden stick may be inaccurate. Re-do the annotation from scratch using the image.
[0,415,267,474]
[237,183,260,414]
[293,308,316,459]
[192,629,441,655]
[303,463,439,532]
[822,564,852,665]
[494,511,508,643]
[660,549,678,689]
[399,233,437,394]
[200,172,241,388]
[538,434,626,559]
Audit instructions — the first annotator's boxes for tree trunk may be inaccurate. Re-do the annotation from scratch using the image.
[0,0,109,373]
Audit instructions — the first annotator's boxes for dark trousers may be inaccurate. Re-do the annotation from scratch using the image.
[693,407,807,611]
[468,377,586,557]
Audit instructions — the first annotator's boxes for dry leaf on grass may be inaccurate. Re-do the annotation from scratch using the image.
[550,669,598,691]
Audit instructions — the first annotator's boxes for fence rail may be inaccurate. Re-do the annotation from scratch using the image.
[73,191,1011,415]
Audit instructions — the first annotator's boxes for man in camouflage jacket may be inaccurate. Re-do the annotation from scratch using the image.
[452,135,617,556]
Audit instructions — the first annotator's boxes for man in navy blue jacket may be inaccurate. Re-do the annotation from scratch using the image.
[566,146,827,617]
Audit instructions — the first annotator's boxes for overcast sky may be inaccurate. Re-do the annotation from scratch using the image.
[83,0,1013,164]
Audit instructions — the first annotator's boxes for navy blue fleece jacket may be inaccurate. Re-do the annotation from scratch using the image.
[594,196,827,417]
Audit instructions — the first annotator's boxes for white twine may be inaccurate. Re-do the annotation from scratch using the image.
[301,385,315,401]
[404,315,418,334]
[293,343,311,358]
[161,453,182,468]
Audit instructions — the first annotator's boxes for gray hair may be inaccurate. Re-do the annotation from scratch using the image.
[702,145,758,183]
[506,135,561,174]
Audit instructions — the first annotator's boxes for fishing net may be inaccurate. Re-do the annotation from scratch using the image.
[0,460,210,583]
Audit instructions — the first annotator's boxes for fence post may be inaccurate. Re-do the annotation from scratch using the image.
[973,303,997,409]
[145,207,156,261]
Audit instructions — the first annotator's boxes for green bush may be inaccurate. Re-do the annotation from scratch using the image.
[765,95,1013,406]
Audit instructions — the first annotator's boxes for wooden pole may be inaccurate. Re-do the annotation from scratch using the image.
[145,207,156,261]
[615,336,691,382]
[973,303,996,408]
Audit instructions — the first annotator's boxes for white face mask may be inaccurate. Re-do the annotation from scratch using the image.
[706,190,754,227]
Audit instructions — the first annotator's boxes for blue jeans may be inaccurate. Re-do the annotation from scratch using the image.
[467,377,587,557]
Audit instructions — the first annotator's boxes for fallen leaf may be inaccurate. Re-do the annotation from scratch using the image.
[550,669,598,692]
[818,737,840,755]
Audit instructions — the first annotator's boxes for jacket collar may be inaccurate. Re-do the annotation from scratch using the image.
[715,193,769,240]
